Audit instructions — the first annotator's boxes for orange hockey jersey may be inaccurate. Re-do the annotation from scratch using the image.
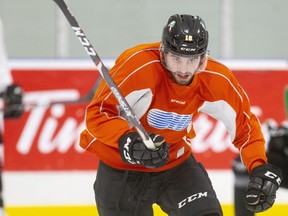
[80,42,267,172]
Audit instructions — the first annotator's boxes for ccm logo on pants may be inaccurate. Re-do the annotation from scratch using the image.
[178,192,208,208]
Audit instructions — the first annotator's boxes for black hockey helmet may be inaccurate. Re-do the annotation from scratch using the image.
[161,14,209,56]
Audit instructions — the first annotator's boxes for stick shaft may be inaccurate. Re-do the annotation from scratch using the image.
[53,0,155,149]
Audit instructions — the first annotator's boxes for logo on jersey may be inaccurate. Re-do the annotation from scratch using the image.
[147,109,192,131]
[171,99,186,105]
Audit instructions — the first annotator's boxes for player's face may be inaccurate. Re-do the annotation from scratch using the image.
[165,52,200,86]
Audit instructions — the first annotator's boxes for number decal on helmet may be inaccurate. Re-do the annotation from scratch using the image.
[185,35,193,42]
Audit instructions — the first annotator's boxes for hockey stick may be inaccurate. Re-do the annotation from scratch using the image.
[53,0,155,149]
[0,74,102,112]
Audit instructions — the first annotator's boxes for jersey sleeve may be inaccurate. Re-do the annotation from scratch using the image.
[81,48,159,149]
[233,84,267,172]
[199,61,267,172]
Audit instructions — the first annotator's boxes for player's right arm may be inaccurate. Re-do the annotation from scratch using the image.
[81,45,160,149]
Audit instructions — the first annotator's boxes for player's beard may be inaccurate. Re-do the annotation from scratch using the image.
[169,70,196,86]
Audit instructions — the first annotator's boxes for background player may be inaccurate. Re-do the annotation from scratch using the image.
[0,18,24,216]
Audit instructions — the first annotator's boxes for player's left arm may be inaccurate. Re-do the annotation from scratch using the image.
[204,66,284,213]
[233,83,283,213]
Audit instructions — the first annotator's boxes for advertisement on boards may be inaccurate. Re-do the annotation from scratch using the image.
[4,65,288,171]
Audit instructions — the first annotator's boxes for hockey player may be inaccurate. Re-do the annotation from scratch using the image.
[233,120,288,216]
[80,14,282,216]
[0,18,24,216]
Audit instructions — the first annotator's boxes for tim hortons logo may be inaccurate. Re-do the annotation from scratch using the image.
[16,90,85,154]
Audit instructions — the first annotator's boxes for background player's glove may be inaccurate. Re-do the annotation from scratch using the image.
[266,121,288,188]
[118,132,169,168]
[246,164,282,212]
[267,122,288,157]
[3,84,24,119]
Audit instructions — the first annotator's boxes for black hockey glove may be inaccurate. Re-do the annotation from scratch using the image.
[267,123,288,157]
[3,84,24,119]
[246,164,282,213]
[118,132,169,168]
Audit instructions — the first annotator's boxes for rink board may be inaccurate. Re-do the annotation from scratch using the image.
[5,205,288,216]
[2,60,288,215]
[3,170,288,215]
